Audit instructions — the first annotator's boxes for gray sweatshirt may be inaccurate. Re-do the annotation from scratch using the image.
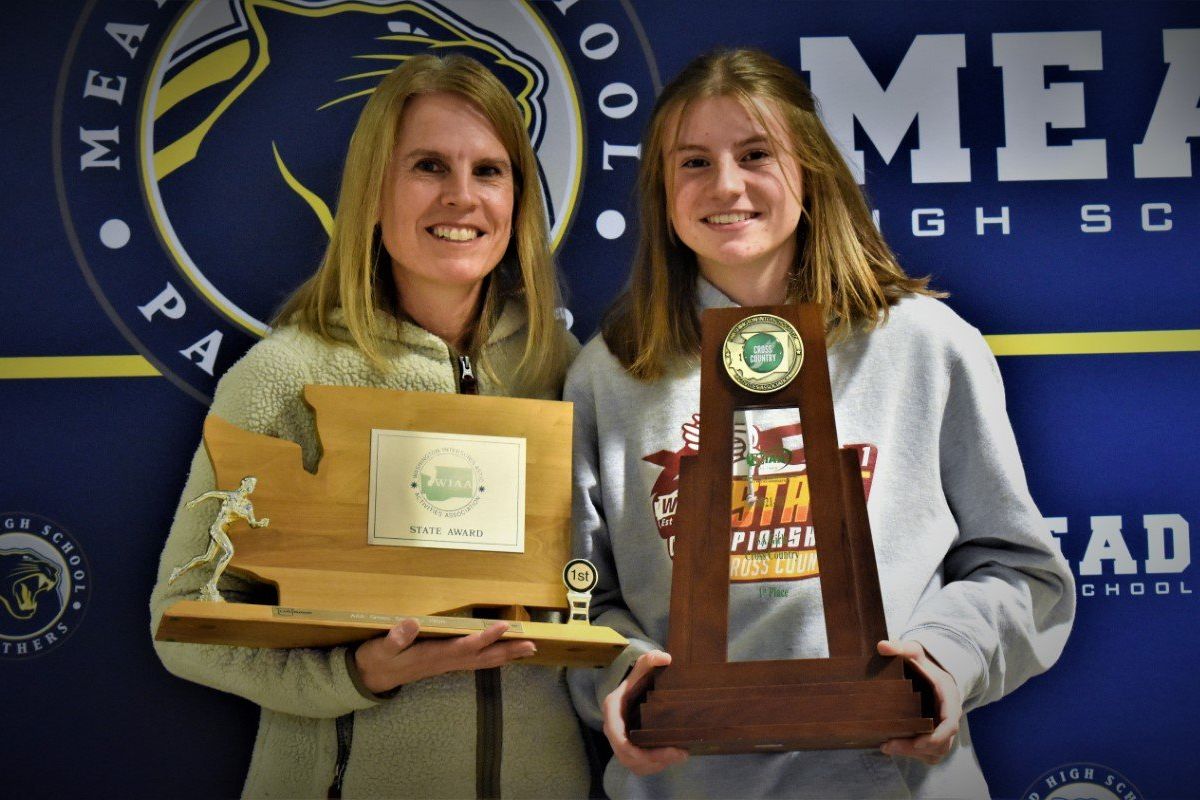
[566,280,1075,799]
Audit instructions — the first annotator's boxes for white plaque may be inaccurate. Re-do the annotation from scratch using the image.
[368,429,526,552]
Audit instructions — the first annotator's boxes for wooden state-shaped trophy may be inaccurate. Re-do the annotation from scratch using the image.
[154,386,625,667]
[628,304,933,752]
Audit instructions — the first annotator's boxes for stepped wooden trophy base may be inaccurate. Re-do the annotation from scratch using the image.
[629,657,933,753]
[154,386,626,667]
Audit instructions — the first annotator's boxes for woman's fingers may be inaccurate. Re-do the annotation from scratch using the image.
[356,619,537,692]
[382,618,421,654]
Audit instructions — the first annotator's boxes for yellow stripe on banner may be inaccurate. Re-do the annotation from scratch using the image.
[985,329,1200,356]
[0,356,161,379]
[1,331,1197,379]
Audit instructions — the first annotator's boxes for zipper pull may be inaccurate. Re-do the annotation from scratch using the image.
[457,354,478,395]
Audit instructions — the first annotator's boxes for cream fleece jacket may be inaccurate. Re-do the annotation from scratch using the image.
[151,304,588,799]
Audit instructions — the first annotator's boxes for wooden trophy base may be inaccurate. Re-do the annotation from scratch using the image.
[156,599,627,668]
[629,664,933,754]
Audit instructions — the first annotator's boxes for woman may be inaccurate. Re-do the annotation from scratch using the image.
[566,49,1075,799]
[151,55,588,798]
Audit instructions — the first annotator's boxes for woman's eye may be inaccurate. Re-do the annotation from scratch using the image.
[475,164,505,178]
[414,158,444,173]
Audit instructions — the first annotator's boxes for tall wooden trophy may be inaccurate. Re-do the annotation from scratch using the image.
[155,386,625,667]
[628,304,933,752]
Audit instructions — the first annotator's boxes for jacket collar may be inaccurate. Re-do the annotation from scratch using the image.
[696,275,740,311]
[321,300,526,352]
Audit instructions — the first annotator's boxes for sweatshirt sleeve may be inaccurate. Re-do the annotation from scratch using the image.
[149,337,378,718]
[902,329,1075,712]
[564,351,656,729]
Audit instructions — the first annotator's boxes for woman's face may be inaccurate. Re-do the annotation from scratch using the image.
[380,92,515,302]
[666,95,804,282]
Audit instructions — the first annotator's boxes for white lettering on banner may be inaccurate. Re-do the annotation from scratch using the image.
[180,331,223,376]
[601,141,641,170]
[1049,514,1194,599]
[80,127,120,169]
[138,283,186,321]
[912,208,945,236]
[83,70,126,104]
[975,206,1010,235]
[1080,204,1112,233]
[800,35,970,184]
[994,31,1107,181]
[1134,29,1200,178]
[1043,517,1069,557]
[800,28,1194,184]
[598,82,637,119]
[579,23,618,60]
[1141,202,1173,231]
[105,22,147,59]
[550,1,647,242]
[1080,516,1138,575]
[1144,514,1190,573]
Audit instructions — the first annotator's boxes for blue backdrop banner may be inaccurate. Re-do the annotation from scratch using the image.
[2,2,1196,798]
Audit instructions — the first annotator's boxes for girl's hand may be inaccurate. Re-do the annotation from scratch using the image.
[877,639,963,764]
[602,649,690,776]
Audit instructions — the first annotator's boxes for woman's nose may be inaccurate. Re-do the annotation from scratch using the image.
[440,170,475,207]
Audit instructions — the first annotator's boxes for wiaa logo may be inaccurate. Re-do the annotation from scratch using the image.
[412,447,484,517]
[59,0,655,402]
[0,512,91,659]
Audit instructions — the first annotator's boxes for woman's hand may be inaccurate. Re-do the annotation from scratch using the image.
[602,650,689,776]
[877,639,963,764]
[354,619,536,695]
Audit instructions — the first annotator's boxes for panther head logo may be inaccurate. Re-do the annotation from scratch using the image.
[144,0,560,337]
[0,548,61,621]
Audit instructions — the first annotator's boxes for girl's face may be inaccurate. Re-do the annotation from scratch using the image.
[666,95,804,284]
[379,92,515,303]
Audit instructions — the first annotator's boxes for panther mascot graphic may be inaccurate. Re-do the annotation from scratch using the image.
[0,548,61,622]
[147,0,553,335]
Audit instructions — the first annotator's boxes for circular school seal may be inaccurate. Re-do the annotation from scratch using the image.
[56,0,659,403]
[0,512,91,660]
[1021,762,1145,800]
[722,314,804,394]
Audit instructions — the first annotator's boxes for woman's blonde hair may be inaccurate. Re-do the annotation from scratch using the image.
[603,48,938,380]
[275,54,567,390]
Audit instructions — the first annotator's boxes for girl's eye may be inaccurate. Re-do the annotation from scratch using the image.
[742,149,770,162]
[681,157,709,169]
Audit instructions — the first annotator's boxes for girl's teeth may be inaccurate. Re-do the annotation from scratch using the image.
[707,213,752,224]
[432,227,480,241]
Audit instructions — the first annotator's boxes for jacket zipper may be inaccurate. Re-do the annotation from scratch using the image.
[327,712,354,799]
[460,351,499,798]
[456,353,478,395]
[325,352,486,799]
[476,665,503,799]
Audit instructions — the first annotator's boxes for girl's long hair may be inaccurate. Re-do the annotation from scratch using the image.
[603,48,938,381]
[275,54,567,390]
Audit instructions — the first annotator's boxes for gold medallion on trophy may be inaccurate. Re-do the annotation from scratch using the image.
[722,314,804,393]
